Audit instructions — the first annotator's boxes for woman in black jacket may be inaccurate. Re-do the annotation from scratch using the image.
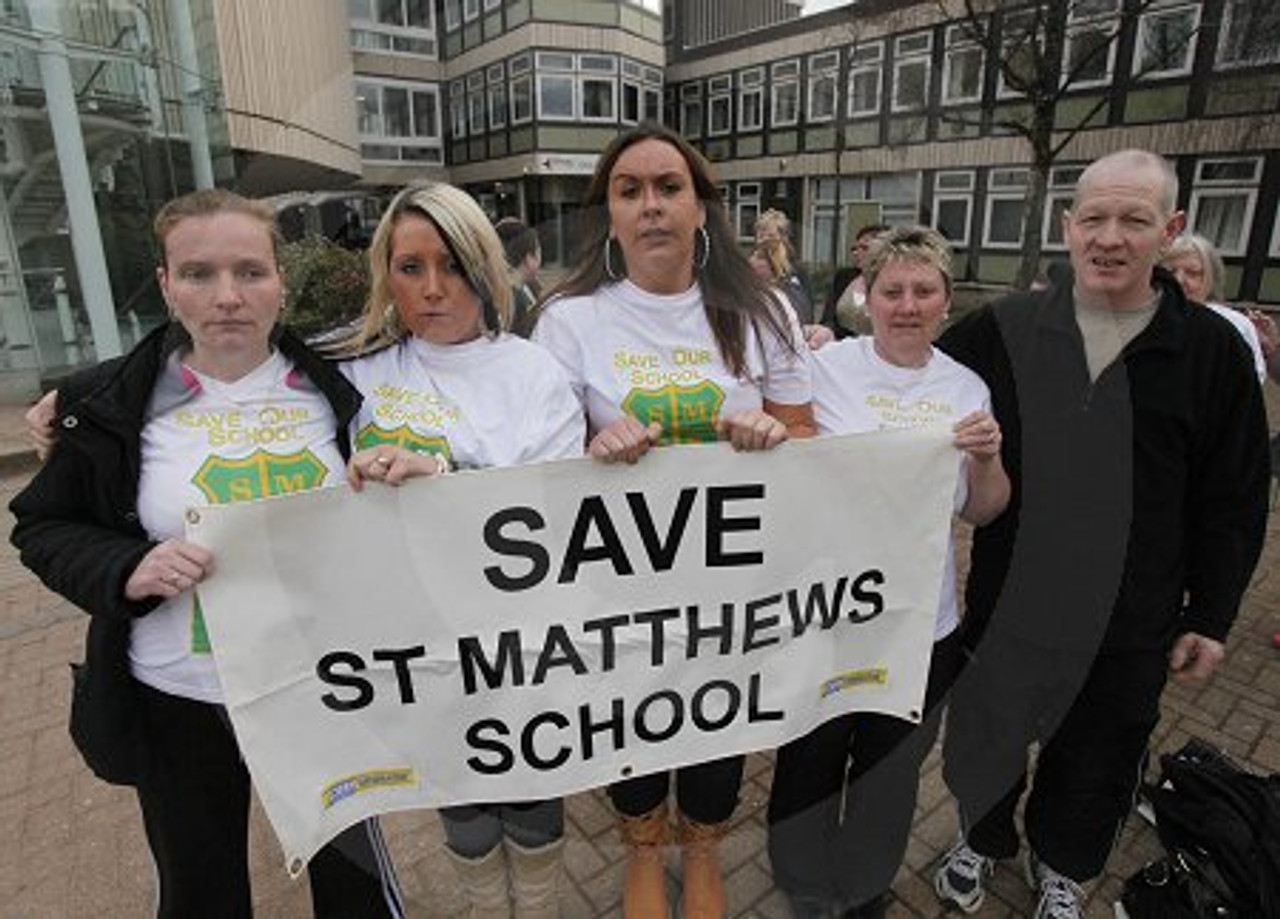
[9,189,406,919]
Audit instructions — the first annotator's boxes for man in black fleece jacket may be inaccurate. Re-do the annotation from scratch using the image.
[931,149,1269,919]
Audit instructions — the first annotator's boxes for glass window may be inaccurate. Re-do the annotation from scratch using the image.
[463,0,479,21]
[443,0,460,30]
[808,73,837,121]
[892,32,932,112]
[943,25,983,104]
[1217,0,1280,66]
[1134,4,1198,78]
[1188,156,1263,255]
[622,81,641,124]
[934,197,972,246]
[357,78,443,160]
[356,82,382,134]
[999,10,1040,97]
[984,167,1029,248]
[467,93,484,134]
[848,65,881,116]
[709,94,732,135]
[510,76,532,123]
[773,80,799,126]
[740,86,763,131]
[582,77,616,121]
[1064,19,1117,86]
[643,88,661,122]
[681,96,703,137]
[488,83,506,130]
[538,74,575,120]
[893,59,929,111]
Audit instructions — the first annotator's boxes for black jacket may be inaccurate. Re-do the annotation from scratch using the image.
[9,323,361,783]
[938,268,1269,654]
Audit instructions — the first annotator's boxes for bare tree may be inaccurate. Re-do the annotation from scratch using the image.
[934,0,1197,288]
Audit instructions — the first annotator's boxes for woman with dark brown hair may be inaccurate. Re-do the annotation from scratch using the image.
[532,123,815,919]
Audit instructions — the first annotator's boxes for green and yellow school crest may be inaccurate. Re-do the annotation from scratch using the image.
[356,423,452,462]
[193,448,329,505]
[623,381,725,445]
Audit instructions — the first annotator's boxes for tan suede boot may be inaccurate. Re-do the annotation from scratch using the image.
[445,844,513,919]
[618,803,671,919]
[677,815,727,919]
[505,836,565,919]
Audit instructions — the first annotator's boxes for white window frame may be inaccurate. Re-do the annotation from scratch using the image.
[1187,157,1264,256]
[510,75,532,124]
[932,170,975,247]
[998,9,1041,98]
[449,79,466,138]
[487,63,506,130]
[581,71,618,123]
[807,51,839,123]
[1216,0,1280,69]
[1062,13,1118,88]
[847,41,883,117]
[443,0,461,31]
[1132,2,1199,79]
[983,168,1030,249]
[622,79,642,124]
[942,24,984,105]
[680,82,703,137]
[1270,204,1280,258]
[738,67,764,132]
[463,0,479,22]
[736,182,761,242]
[892,33,933,113]
[1039,166,1084,251]
[355,76,443,163]
[537,73,576,121]
[771,59,800,127]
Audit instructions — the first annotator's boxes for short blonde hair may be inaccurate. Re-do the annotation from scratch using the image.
[338,183,512,355]
[862,225,954,297]
[750,238,792,280]
[1163,233,1225,302]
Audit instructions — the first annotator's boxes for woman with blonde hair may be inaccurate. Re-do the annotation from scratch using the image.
[335,182,584,918]
[1161,233,1266,383]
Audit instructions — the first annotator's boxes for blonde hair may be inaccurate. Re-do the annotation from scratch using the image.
[750,238,793,280]
[1163,233,1225,302]
[336,183,512,355]
[153,188,280,266]
[755,208,792,242]
[862,225,954,297]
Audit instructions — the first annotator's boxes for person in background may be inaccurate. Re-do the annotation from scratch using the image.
[749,237,813,323]
[821,223,889,338]
[755,207,815,321]
[769,226,1008,919]
[933,149,1268,919]
[494,216,542,337]
[1161,233,1266,383]
[333,182,585,919]
[533,122,814,919]
[9,189,407,919]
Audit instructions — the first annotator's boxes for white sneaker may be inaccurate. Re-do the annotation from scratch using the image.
[933,836,993,914]
[1026,850,1084,919]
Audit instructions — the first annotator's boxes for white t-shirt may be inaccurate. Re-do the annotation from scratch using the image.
[133,351,345,703]
[811,337,991,639]
[1206,302,1267,384]
[532,279,812,443]
[340,334,585,469]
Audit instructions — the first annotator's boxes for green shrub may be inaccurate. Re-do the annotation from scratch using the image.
[278,236,369,338]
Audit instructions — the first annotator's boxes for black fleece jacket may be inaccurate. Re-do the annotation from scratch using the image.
[938,267,1269,654]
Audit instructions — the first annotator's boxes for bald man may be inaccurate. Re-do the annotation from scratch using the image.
[932,150,1269,919]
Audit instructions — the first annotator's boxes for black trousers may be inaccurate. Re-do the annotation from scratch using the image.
[767,631,964,909]
[133,680,404,919]
[941,635,1168,881]
[609,754,745,824]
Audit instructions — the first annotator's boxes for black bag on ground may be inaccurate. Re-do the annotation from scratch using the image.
[1123,739,1280,918]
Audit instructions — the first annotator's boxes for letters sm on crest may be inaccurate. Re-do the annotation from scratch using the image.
[189,429,958,874]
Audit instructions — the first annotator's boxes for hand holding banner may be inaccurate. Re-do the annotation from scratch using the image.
[188,429,957,873]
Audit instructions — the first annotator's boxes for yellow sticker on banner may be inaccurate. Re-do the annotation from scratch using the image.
[819,668,888,699]
[321,768,419,809]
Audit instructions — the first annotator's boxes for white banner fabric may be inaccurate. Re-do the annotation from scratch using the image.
[188,429,958,874]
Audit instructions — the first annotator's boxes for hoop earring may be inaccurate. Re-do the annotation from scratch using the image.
[604,237,623,281]
[694,226,711,272]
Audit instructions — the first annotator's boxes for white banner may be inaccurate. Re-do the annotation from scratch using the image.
[188,429,958,873]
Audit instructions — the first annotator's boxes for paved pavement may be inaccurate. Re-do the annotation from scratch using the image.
[0,394,1277,919]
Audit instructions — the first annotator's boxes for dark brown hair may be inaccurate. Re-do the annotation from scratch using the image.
[542,123,795,377]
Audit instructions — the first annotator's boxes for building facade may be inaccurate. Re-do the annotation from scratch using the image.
[2,0,1279,388]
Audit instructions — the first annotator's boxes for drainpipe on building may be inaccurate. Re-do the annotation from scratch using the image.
[167,0,214,190]
[28,2,123,360]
